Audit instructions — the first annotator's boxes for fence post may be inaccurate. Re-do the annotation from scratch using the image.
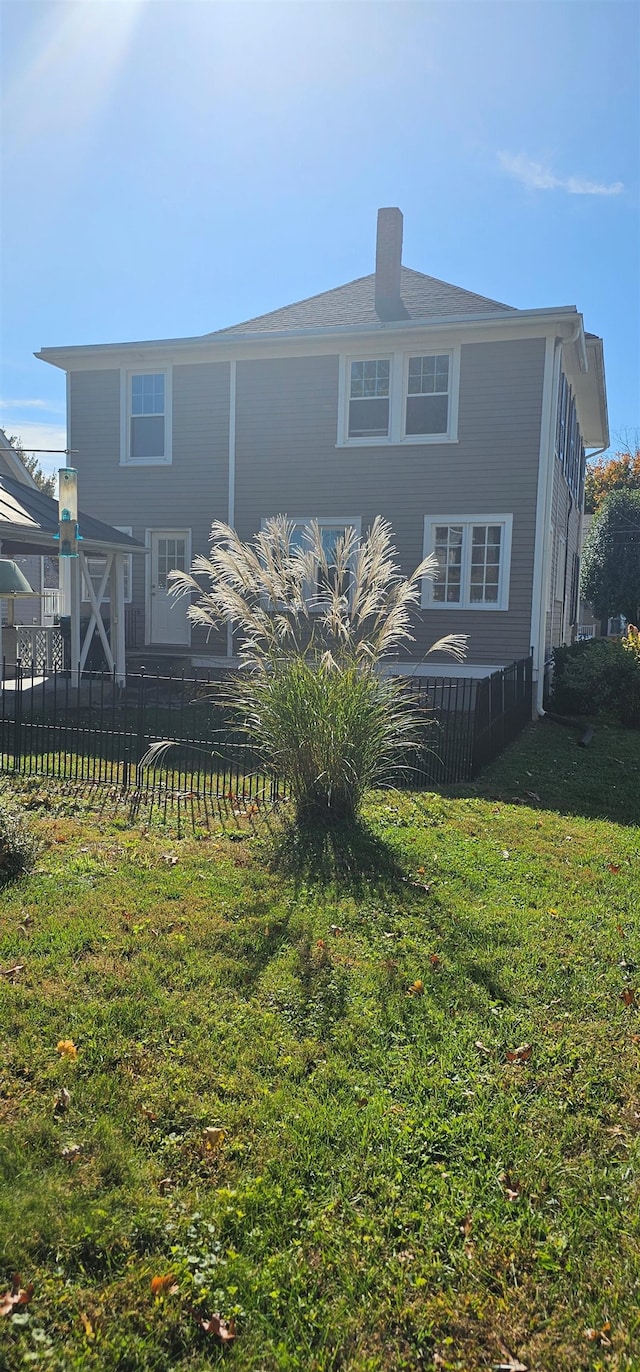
[13,660,23,773]
[135,667,147,786]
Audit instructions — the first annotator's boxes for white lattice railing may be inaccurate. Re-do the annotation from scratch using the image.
[16,626,64,670]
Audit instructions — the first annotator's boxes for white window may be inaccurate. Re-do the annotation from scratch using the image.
[121,370,172,464]
[339,349,459,446]
[348,360,390,438]
[262,517,361,608]
[422,515,513,611]
[82,527,133,605]
[405,354,450,436]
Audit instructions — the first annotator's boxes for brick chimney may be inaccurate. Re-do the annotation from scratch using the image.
[374,207,407,320]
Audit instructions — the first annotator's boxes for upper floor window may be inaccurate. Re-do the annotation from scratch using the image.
[340,349,459,446]
[122,369,172,464]
[348,360,390,438]
[422,514,512,611]
[406,354,449,435]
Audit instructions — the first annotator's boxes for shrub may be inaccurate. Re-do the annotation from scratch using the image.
[0,789,40,883]
[168,517,466,824]
[549,636,640,727]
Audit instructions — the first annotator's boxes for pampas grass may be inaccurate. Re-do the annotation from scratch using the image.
[170,517,466,823]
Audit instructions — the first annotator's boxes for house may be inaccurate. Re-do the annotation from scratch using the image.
[36,208,609,710]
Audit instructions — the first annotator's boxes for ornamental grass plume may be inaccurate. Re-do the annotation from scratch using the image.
[168,517,466,825]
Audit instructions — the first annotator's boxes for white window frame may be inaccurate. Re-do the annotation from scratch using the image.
[120,368,172,465]
[337,347,460,447]
[422,514,513,611]
[342,355,394,445]
[81,527,133,606]
[261,516,362,610]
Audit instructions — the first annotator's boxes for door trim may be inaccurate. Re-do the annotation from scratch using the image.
[145,527,192,647]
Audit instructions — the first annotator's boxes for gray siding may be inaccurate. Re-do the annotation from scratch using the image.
[235,338,545,667]
[68,337,547,669]
[69,363,230,652]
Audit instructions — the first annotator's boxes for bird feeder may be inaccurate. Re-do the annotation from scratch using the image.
[57,468,80,557]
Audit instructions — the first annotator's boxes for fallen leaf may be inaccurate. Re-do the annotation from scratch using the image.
[0,964,25,979]
[330,925,344,935]
[585,1322,611,1346]
[506,1044,532,1064]
[151,1274,179,1296]
[608,863,621,875]
[429,953,441,968]
[631,1034,640,1045]
[158,1177,174,1193]
[316,939,327,949]
[501,1174,521,1202]
[416,866,426,876]
[616,923,626,938]
[502,850,510,859]
[79,1312,96,1339]
[407,979,424,997]
[621,988,636,1006]
[475,1040,491,1054]
[0,1276,34,1318]
[494,1338,528,1371]
[194,1312,237,1342]
[56,1039,78,1060]
[202,1126,225,1151]
[162,854,179,866]
[460,1215,473,1237]
[140,1105,158,1122]
[60,1144,83,1163]
[53,1087,71,1115]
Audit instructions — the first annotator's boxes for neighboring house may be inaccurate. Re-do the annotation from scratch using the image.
[36,208,609,710]
[0,429,60,627]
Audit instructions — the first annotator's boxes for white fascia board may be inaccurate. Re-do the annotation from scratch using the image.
[35,306,582,371]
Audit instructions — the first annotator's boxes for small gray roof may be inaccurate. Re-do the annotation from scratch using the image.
[208,266,515,337]
[0,473,143,553]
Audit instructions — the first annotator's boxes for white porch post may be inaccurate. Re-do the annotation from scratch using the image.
[69,556,81,687]
[113,552,126,687]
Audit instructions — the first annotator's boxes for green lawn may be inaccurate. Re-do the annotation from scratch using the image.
[0,718,639,1371]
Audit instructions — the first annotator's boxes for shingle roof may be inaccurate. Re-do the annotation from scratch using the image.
[0,473,143,551]
[207,266,515,337]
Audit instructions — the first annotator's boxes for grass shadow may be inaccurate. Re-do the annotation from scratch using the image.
[269,812,408,895]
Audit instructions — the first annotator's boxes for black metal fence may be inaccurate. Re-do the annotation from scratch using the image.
[0,656,533,799]
[402,655,533,785]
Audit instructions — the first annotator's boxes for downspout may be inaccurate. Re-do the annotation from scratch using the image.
[531,336,562,715]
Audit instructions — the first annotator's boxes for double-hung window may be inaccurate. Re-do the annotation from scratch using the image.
[341,349,458,444]
[348,360,390,438]
[405,354,450,436]
[423,516,512,610]
[122,370,172,464]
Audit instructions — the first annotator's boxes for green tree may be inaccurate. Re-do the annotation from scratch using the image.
[5,435,56,498]
[581,489,640,625]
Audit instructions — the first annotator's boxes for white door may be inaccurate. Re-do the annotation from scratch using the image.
[149,530,191,645]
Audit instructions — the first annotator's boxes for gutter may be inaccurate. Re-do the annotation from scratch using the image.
[35,306,583,368]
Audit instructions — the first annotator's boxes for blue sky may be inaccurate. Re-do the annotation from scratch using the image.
[1,0,638,479]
